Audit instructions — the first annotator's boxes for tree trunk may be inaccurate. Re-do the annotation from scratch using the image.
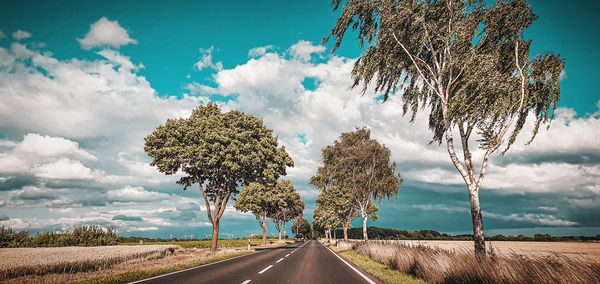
[343,223,349,240]
[362,213,368,241]
[261,224,267,245]
[469,188,486,255]
[333,228,337,239]
[210,220,219,252]
[278,228,283,242]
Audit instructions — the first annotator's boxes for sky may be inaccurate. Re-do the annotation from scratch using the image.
[0,0,599,239]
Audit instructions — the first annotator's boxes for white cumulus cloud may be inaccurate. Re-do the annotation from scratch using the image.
[78,17,137,49]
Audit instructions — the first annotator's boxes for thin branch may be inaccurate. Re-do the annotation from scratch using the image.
[392,31,443,99]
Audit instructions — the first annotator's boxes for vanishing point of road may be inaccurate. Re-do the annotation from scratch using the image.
[131,240,378,284]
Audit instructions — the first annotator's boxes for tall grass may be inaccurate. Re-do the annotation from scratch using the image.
[345,241,600,283]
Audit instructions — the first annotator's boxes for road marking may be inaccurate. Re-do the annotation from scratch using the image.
[241,280,251,284]
[276,258,284,263]
[285,254,290,257]
[258,265,273,274]
[323,243,376,284]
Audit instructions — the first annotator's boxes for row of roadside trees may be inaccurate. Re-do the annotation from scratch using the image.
[234,180,304,245]
[144,103,301,252]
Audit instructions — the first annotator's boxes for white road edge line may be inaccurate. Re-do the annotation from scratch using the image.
[324,243,377,284]
[241,280,251,284]
[258,264,274,274]
[285,254,290,257]
[127,249,265,284]
[276,258,284,263]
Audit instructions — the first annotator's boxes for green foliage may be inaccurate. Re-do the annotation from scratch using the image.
[144,103,293,198]
[291,217,312,237]
[235,179,303,237]
[0,225,117,248]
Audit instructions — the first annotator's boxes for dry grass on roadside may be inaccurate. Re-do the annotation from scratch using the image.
[0,245,177,280]
[348,241,600,284]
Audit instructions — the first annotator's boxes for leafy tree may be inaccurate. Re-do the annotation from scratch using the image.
[235,180,301,244]
[270,180,304,241]
[313,128,400,240]
[313,205,339,239]
[325,0,564,254]
[144,103,293,251]
[291,216,312,237]
[235,182,277,245]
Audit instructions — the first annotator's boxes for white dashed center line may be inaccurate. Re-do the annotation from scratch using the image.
[276,258,284,263]
[285,254,290,257]
[241,280,251,284]
[258,265,273,274]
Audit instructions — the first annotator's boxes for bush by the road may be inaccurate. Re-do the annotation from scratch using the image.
[0,225,118,247]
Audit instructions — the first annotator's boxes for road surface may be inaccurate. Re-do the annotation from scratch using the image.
[132,240,377,284]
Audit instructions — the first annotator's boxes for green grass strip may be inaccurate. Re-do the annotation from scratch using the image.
[337,249,427,284]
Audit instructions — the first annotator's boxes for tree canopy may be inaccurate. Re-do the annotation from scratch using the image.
[144,103,293,251]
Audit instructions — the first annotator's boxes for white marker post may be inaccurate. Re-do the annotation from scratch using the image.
[247,239,251,251]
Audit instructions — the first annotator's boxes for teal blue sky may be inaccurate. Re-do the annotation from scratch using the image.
[0,1,599,239]
[2,0,598,113]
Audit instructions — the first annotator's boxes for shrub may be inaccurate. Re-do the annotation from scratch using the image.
[0,225,118,248]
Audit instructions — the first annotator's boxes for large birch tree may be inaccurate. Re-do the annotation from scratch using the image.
[325,0,564,254]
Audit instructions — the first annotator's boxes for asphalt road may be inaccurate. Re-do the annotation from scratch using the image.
[132,240,377,284]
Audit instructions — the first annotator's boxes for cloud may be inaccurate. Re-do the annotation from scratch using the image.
[13,133,96,160]
[112,214,143,221]
[11,186,57,200]
[0,134,98,180]
[31,158,95,180]
[11,30,31,40]
[248,45,273,57]
[193,46,222,71]
[78,17,137,49]
[107,186,170,203]
[288,40,326,61]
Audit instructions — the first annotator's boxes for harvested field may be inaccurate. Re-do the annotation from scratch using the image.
[0,245,177,280]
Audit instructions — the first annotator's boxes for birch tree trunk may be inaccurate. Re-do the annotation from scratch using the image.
[361,210,368,241]
[469,186,485,254]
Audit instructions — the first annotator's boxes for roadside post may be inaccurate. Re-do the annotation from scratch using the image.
[247,239,251,251]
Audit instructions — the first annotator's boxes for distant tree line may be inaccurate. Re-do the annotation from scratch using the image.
[330,227,600,242]
[0,225,118,248]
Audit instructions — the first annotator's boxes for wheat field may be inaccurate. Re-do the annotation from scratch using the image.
[0,245,177,279]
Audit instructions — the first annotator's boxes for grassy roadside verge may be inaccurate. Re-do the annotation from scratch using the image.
[332,247,426,284]
[78,251,252,284]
